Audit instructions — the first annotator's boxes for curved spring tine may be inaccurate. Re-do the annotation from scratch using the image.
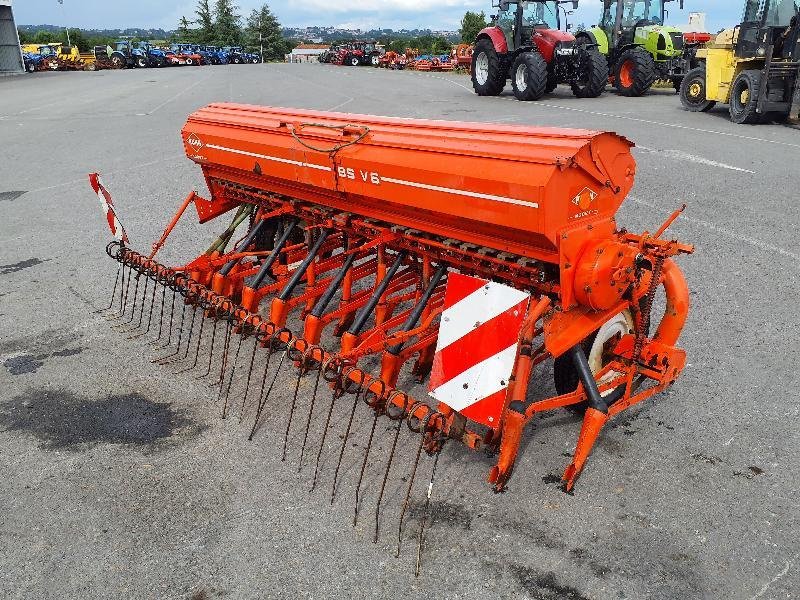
[153,300,187,362]
[128,277,159,340]
[108,265,135,322]
[330,391,361,506]
[114,270,141,328]
[196,317,219,379]
[175,308,206,375]
[242,339,274,423]
[96,264,121,313]
[415,450,442,578]
[248,348,287,441]
[396,433,426,558]
[120,272,150,333]
[212,318,233,388]
[282,366,304,462]
[237,334,261,419]
[374,419,402,543]
[297,368,322,472]
[107,264,131,320]
[310,388,336,492]
[353,410,380,527]
[149,284,168,344]
[220,330,245,418]
[155,287,178,349]
[179,304,199,360]
[158,301,194,364]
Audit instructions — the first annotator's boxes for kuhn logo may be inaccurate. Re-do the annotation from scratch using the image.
[570,187,599,220]
[186,133,204,153]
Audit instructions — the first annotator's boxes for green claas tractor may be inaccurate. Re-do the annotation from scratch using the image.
[576,0,695,95]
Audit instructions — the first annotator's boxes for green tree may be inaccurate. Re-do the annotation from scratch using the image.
[177,16,195,42]
[69,29,89,51]
[214,0,242,46]
[195,0,215,43]
[460,11,487,43]
[33,30,55,44]
[246,4,289,61]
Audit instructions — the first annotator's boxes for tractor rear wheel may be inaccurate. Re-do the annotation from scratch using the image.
[554,311,635,413]
[349,56,360,67]
[614,47,656,97]
[680,67,716,112]
[26,61,36,73]
[729,70,762,124]
[371,54,379,67]
[571,49,608,98]
[510,52,547,101]
[136,57,148,68]
[471,38,506,96]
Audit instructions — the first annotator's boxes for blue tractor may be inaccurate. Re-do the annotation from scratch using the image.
[22,52,47,72]
[133,41,167,67]
[223,46,261,64]
[200,45,230,64]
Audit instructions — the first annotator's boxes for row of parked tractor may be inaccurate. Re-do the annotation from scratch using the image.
[21,40,261,73]
[318,1,798,126]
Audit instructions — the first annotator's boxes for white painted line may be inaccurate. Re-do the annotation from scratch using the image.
[146,73,214,115]
[206,144,330,171]
[635,145,756,174]
[381,176,538,208]
[537,103,800,150]
[630,196,800,266]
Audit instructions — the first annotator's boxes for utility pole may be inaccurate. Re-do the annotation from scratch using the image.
[57,0,71,46]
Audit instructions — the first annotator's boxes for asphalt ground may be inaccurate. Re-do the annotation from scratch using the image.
[0,63,798,600]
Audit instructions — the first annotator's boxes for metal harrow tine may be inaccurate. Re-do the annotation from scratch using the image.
[107,263,133,321]
[248,332,291,440]
[353,396,382,527]
[128,274,159,340]
[121,270,150,333]
[396,408,436,558]
[113,268,141,328]
[415,448,443,578]
[155,286,177,349]
[240,328,278,421]
[236,331,262,418]
[373,391,410,543]
[175,302,206,374]
[330,387,362,506]
[282,363,305,461]
[212,317,233,388]
[196,316,219,379]
[153,298,186,362]
[157,298,192,364]
[148,284,168,344]
[220,325,247,418]
[297,365,323,472]
[96,263,121,313]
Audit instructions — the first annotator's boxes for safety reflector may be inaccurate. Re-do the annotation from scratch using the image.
[428,273,530,428]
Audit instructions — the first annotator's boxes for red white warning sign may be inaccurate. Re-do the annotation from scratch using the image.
[89,173,129,243]
[428,273,530,428]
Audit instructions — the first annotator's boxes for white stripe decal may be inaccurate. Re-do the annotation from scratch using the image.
[207,144,537,209]
[435,282,530,352]
[206,144,330,171]
[429,344,518,412]
[381,176,538,208]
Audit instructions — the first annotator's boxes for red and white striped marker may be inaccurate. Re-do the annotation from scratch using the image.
[428,273,530,428]
[88,173,129,244]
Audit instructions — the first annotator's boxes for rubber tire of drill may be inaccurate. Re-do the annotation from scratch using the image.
[679,66,717,112]
[471,38,506,96]
[510,52,548,101]
[614,47,656,97]
[729,70,763,124]
[571,49,608,98]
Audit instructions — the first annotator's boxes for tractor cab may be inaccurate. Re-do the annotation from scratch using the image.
[492,0,569,52]
[680,0,799,123]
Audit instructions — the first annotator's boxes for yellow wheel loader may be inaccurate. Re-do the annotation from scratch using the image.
[680,0,799,124]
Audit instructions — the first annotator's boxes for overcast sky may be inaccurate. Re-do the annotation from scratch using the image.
[13,1,744,33]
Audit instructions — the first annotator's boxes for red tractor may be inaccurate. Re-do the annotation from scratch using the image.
[472,0,608,100]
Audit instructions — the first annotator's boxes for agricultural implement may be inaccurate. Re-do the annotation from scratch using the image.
[90,104,693,566]
[472,0,609,100]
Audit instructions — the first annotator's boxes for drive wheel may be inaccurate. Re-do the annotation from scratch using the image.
[27,61,36,73]
[510,52,547,101]
[233,56,241,64]
[136,56,147,68]
[554,311,635,413]
[186,57,194,66]
[614,47,656,96]
[371,54,379,66]
[571,49,608,98]
[349,56,360,66]
[680,66,716,112]
[471,38,506,96]
[729,70,762,124]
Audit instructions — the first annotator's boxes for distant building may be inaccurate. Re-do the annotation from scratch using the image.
[286,43,328,63]
[0,0,24,74]
[678,12,707,33]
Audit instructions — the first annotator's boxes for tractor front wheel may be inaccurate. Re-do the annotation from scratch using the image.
[510,52,547,101]
[614,47,656,97]
[571,49,608,98]
[136,57,148,68]
[679,67,716,112]
[349,56,360,67]
[729,70,763,124]
[471,38,506,96]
